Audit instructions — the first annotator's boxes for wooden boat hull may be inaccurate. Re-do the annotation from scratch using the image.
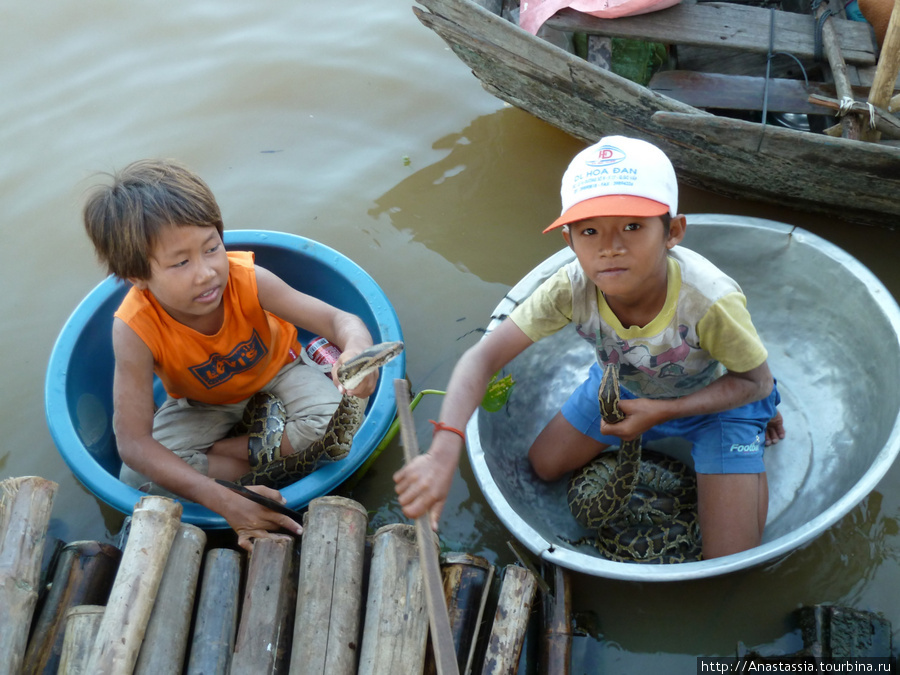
[468,214,900,580]
[45,230,405,528]
[416,0,900,227]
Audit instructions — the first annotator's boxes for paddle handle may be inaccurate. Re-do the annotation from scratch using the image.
[393,379,460,675]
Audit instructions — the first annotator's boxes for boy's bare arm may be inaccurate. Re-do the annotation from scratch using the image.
[393,319,534,530]
[605,361,775,441]
[254,266,376,396]
[112,320,303,550]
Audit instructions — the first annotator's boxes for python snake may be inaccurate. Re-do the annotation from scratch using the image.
[235,340,404,489]
[566,365,702,563]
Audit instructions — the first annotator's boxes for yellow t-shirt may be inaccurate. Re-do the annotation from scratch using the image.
[508,247,767,399]
[115,251,301,404]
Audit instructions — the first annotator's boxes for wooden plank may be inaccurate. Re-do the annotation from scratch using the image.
[185,549,243,675]
[0,477,59,675]
[230,534,295,675]
[291,496,368,675]
[479,565,538,675]
[21,541,121,675]
[134,523,206,675]
[357,524,430,674]
[545,2,877,65]
[394,380,460,675]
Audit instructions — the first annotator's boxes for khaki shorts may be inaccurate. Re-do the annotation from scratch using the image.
[120,358,343,495]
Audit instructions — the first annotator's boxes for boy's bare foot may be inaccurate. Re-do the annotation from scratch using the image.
[765,411,785,446]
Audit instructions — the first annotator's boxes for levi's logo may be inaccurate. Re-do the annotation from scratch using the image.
[189,329,268,389]
[585,144,626,167]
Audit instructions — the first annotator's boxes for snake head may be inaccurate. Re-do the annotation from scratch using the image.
[336,341,405,391]
[598,365,627,424]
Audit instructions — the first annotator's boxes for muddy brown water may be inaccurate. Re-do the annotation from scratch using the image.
[2,2,899,672]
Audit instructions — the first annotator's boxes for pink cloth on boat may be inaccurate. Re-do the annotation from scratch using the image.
[519,0,682,35]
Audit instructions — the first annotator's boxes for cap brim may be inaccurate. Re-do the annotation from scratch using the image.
[543,195,671,233]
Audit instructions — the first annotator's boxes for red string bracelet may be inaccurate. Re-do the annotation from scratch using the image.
[429,420,466,441]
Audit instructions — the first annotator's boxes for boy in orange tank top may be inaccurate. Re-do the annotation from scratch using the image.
[83,159,377,550]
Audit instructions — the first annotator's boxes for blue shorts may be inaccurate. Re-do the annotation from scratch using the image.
[560,363,780,475]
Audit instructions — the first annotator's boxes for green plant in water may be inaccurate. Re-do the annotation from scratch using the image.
[346,372,516,487]
[481,372,515,412]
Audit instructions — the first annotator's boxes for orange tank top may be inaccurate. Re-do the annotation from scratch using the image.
[115,250,301,404]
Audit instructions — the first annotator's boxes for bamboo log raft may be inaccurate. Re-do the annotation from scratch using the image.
[480,565,538,675]
[58,605,105,675]
[425,553,495,675]
[291,496,368,675]
[185,548,242,675]
[84,496,183,675]
[230,534,296,675]
[0,476,58,675]
[21,540,122,675]
[358,523,431,674]
[539,563,572,675]
[134,523,206,674]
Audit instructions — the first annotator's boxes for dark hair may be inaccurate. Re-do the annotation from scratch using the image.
[83,159,223,280]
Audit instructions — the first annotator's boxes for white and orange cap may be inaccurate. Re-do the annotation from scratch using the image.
[543,136,678,233]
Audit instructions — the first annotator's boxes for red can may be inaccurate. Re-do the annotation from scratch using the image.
[306,337,342,368]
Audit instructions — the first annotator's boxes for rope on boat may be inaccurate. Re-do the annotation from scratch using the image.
[812,0,835,62]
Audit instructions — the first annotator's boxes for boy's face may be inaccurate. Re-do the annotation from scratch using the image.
[562,214,685,307]
[132,224,230,332]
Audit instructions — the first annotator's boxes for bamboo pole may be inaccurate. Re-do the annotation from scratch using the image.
[426,553,495,675]
[230,534,296,675]
[394,380,460,675]
[185,548,243,675]
[864,0,900,140]
[21,541,122,675]
[480,565,538,675]
[539,563,572,675]
[58,605,105,675]
[816,0,865,139]
[290,496,368,675]
[84,496,183,675]
[0,476,59,675]
[134,523,206,674]
[358,523,431,675]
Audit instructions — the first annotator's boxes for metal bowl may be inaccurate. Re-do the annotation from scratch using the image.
[468,215,900,581]
[45,230,405,528]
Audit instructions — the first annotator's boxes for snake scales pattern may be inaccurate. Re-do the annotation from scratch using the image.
[566,365,702,563]
[235,341,404,489]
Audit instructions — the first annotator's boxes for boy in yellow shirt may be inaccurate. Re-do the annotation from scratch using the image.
[395,137,784,559]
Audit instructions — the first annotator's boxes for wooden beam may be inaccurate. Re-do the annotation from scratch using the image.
[649,70,889,113]
[864,0,900,140]
[809,94,900,138]
[816,0,864,138]
[545,2,878,65]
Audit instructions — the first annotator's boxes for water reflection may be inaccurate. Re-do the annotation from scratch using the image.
[370,107,584,284]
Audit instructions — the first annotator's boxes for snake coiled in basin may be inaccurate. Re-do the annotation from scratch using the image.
[235,341,404,489]
[566,365,702,563]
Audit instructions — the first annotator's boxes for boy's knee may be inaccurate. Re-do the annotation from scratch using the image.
[528,446,564,482]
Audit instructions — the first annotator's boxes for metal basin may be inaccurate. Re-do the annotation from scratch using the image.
[45,230,405,528]
[468,215,900,581]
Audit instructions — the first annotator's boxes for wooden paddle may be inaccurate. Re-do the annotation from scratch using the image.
[393,379,460,675]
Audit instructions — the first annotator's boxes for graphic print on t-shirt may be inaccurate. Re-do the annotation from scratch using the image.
[188,328,269,389]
